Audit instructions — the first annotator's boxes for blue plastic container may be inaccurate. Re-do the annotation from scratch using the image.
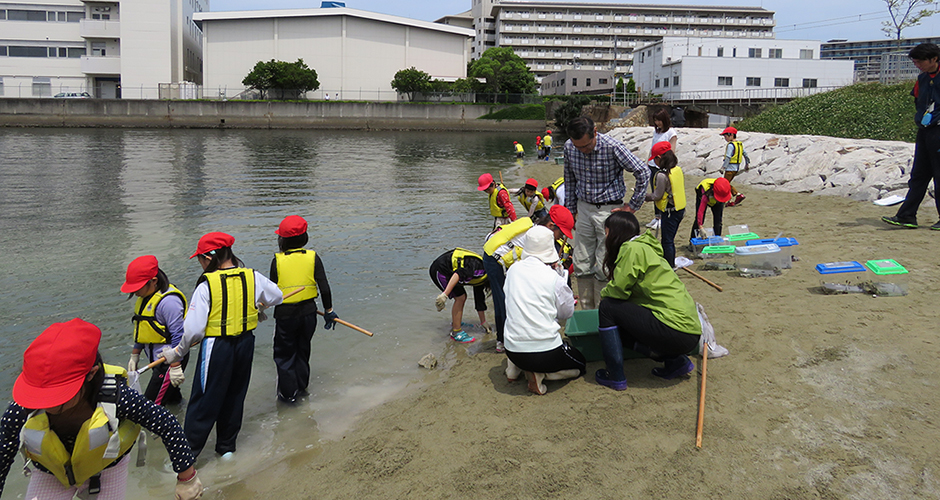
[690,236,730,257]
[747,238,799,268]
[815,261,865,274]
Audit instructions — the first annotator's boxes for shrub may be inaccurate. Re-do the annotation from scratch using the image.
[478,104,546,120]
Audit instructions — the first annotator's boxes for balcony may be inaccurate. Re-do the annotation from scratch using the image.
[81,55,121,74]
[80,19,121,38]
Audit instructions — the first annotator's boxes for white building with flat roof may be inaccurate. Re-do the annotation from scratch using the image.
[0,0,206,99]
[194,7,474,101]
[633,37,854,99]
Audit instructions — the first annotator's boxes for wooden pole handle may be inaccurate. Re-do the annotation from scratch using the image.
[696,342,708,448]
[317,311,374,337]
[681,267,723,292]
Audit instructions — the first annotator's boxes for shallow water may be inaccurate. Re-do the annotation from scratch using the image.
[0,128,538,496]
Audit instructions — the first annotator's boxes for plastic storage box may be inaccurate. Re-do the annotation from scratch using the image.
[734,243,786,273]
[864,259,908,296]
[747,237,799,268]
[690,236,730,257]
[815,261,867,294]
[727,232,760,246]
[701,245,736,264]
[727,224,749,235]
[565,310,643,362]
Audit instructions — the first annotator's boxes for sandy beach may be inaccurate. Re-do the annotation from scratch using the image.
[214,159,940,499]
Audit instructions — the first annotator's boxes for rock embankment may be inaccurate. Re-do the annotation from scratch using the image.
[607,127,916,202]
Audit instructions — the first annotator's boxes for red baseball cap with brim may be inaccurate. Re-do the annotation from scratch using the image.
[549,205,574,239]
[720,126,738,136]
[478,173,494,191]
[190,232,235,259]
[649,141,672,161]
[712,177,733,203]
[541,187,551,200]
[525,178,538,189]
[276,215,308,237]
[13,318,101,409]
[121,255,158,293]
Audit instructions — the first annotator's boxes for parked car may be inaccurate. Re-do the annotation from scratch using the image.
[53,92,92,98]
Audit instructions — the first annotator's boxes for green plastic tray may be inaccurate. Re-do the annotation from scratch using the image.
[865,259,908,275]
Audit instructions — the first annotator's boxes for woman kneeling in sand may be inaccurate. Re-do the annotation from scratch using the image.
[503,226,586,395]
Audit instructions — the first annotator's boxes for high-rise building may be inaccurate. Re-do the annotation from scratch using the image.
[0,0,207,99]
[821,37,940,83]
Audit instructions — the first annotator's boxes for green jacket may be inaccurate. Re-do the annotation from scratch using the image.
[600,231,702,336]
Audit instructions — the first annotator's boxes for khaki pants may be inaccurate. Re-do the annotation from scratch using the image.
[573,200,612,309]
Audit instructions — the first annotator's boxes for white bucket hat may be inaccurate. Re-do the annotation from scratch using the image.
[522,225,559,264]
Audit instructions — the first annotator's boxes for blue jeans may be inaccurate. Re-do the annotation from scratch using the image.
[660,208,685,268]
[482,254,506,343]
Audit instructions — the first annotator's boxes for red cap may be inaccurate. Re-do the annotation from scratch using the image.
[712,178,732,203]
[276,215,308,237]
[545,130,552,134]
[525,178,538,189]
[720,126,738,136]
[121,255,158,293]
[513,141,518,144]
[477,173,494,191]
[649,141,672,161]
[190,232,235,259]
[549,205,574,239]
[13,319,101,409]
[541,187,551,200]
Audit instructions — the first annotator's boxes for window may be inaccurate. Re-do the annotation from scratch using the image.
[800,49,813,59]
[572,78,577,86]
[673,76,679,86]
[67,47,85,58]
[586,78,591,86]
[32,77,51,97]
[639,52,644,63]
[717,47,724,57]
[718,76,733,86]
[748,48,761,58]
[599,78,608,84]
[8,9,47,21]
[66,11,84,22]
[9,46,48,57]
[0,46,6,56]
[774,77,789,87]
[802,78,818,88]
[746,77,761,86]
[732,48,737,57]
[654,79,660,88]
[663,78,669,87]
[769,48,782,58]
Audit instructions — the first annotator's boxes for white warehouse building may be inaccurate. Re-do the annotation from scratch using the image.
[194,7,475,101]
[0,0,206,99]
[633,37,855,99]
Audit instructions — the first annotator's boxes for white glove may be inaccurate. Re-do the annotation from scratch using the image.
[169,365,185,387]
[161,345,183,365]
[481,322,493,335]
[435,293,448,312]
[175,470,204,500]
[128,353,139,373]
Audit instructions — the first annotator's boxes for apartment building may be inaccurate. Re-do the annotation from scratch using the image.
[0,0,207,99]
[453,0,775,80]
[821,36,940,82]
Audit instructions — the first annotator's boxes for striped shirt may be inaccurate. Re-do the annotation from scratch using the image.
[563,132,650,214]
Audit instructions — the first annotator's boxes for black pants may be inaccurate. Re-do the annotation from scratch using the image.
[690,188,724,240]
[143,352,189,406]
[274,312,317,402]
[598,298,699,358]
[184,332,254,457]
[506,342,587,376]
[897,126,940,221]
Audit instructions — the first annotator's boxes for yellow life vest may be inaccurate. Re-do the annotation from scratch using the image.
[488,183,510,217]
[551,176,564,191]
[543,134,553,147]
[483,217,533,268]
[131,284,188,344]
[274,249,319,304]
[697,178,721,207]
[451,248,488,286]
[202,267,258,337]
[515,143,525,154]
[20,365,141,488]
[728,140,744,164]
[653,167,686,212]
[517,191,546,213]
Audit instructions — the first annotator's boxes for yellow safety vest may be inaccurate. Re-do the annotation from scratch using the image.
[202,267,258,336]
[483,217,534,268]
[517,191,546,213]
[653,167,686,212]
[274,249,319,304]
[543,135,553,147]
[515,143,525,154]
[697,178,722,207]
[131,284,188,344]
[451,248,488,286]
[551,176,564,191]
[488,183,510,217]
[21,365,141,488]
[557,237,573,268]
[728,140,744,164]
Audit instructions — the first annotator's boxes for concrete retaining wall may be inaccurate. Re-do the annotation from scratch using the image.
[0,99,545,131]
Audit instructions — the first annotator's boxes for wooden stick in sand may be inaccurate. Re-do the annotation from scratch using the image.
[316,311,375,337]
[681,267,723,292]
[696,342,709,448]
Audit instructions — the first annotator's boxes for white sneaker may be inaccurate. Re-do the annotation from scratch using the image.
[495,341,505,353]
[646,218,661,229]
[505,359,522,381]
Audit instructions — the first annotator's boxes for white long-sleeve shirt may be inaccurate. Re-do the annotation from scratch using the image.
[503,256,575,353]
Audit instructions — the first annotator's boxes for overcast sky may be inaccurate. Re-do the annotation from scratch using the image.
[209,0,937,43]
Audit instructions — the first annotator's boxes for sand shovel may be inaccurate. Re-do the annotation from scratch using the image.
[696,342,709,448]
[316,311,374,337]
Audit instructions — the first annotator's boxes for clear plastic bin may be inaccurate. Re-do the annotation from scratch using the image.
[864,259,908,296]
[735,243,786,274]
[747,237,799,268]
[690,236,730,257]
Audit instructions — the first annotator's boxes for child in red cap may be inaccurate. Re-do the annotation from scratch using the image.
[0,318,203,499]
[645,142,686,268]
[719,127,750,206]
[478,173,517,228]
[517,178,548,220]
[121,255,189,406]
[268,215,339,404]
[690,177,733,241]
[161,232,283,459]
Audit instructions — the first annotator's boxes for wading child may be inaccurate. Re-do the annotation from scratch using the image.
[430,248,491,343]
[269,215,339,404]
[645,142,685,268]
[536,136,544,159]
[542,130,553,160]
[517,178,548,220]
[689,177,732,241]
[121,255,189,406]
[720,127,749,206]
[0,318,203,499]
[514,141,525,158]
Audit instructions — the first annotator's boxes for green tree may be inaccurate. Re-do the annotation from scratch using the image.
[390,67,432,101]
[469,47,538,96]
[553,95,592,131]
[881,0,937,42]
[452,77,482,93]
[625,78,636,94]
[242,59,319,99]
[615,77,624,94]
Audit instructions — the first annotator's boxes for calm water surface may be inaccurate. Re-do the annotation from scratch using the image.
[0,128,535,496]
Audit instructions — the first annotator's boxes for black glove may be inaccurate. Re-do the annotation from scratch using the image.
[324,311,339,330]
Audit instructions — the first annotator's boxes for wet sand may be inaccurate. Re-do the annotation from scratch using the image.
[215,161,940,499]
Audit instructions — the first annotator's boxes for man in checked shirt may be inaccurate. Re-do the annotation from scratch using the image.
[564,116,651,310]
